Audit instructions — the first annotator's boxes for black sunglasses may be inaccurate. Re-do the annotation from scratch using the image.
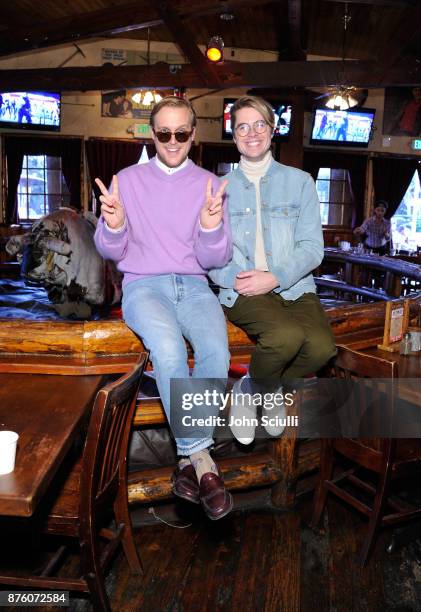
[154,130,193,144]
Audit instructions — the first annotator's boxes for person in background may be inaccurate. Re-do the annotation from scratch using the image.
[121,98,134,118]
[108,91,125,117]
[94,96,233,521]
[209,95,336,445]
[354,200,391,255]
[18,95,32,123]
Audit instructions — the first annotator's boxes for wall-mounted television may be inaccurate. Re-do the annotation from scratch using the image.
[310,107,375,147]
[222,98,292,141]
[0,91,61,131]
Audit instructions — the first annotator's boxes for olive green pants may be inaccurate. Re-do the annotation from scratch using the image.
[224,292,337,382]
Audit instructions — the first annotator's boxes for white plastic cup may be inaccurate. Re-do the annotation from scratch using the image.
[0,431,19,475]
[339,241,351,251]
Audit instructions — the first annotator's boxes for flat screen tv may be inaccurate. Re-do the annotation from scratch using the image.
[310,107,375,147]
[222,98,292,140]
[0,91,61,131]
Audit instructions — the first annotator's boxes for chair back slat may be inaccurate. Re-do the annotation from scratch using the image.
[99,403,129,491]
[79,353,148,514]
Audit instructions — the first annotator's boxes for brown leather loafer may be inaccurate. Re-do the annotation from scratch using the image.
[172,464,200,504]
[199,472,233,521]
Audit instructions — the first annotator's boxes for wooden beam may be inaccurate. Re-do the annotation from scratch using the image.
[0,60,420,91]
[0,0,279,59]
[151,0,222,87]
[287,0,306,61]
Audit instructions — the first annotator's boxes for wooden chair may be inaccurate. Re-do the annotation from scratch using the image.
[0,352,148,611]
[311,345,421,566]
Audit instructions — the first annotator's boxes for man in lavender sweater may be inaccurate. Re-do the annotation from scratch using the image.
[94,96,233,520]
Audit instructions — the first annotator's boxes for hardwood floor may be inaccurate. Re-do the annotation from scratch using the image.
[1,492,421,611]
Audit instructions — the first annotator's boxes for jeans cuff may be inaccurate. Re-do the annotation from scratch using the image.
[176,437,214,456]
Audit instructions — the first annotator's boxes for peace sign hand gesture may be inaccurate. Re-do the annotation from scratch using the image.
[95,175,125,230]
[200,179,228,230]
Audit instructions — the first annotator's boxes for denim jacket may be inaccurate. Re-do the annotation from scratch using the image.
[208,158,324,307]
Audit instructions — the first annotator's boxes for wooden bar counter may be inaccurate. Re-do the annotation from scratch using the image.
[0,290,420,511]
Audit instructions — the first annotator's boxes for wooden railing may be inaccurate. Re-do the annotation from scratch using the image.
[316,248,421,302]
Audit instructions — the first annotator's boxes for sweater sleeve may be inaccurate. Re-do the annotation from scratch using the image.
[94,216,129,262]
[194,177,233,270]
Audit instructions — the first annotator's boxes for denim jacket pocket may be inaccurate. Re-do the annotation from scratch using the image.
[267,203,299,219]
[265,203,299,260]
[230,210,249,217]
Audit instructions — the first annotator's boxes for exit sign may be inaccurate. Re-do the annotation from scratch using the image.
[411,139,421,150]
[134,123,150,138]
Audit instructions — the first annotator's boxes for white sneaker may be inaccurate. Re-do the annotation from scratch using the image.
[262,388,286,437]
[229,376,257,445]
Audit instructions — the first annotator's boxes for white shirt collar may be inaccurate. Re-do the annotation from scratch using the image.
[154,155,190,175]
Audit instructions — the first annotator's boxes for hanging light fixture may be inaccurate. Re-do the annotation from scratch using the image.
[131,92,143,104]
[325,3,359,111]
[131,90,163,105]
[206,36,224,63]
[325,88,359,111]
[131,27,164,107]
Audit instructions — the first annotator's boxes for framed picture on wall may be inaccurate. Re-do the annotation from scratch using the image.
[383,87,421,136]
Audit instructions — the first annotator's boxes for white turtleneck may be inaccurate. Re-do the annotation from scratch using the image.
[239,150,272,271]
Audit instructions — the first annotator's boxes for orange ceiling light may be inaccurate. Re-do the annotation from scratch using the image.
[206,36,224,63]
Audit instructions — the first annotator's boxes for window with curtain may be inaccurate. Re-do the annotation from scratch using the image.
[90,145,150,208]
[316,168,353,226]
[17,155,70,221]
[391,169,421,252]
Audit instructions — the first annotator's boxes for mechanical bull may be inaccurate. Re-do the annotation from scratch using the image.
[6,208,122,318]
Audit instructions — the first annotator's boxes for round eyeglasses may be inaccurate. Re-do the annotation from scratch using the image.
[154,130,193,143]
[234,120,268,137]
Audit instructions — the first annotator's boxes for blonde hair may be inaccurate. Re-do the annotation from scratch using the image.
[149,96,196,129]
[230,95,275,131]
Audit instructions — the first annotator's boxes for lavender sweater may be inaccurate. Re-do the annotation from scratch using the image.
[94,158,232,287]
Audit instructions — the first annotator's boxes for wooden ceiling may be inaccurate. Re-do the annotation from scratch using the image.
[1,0,421,90]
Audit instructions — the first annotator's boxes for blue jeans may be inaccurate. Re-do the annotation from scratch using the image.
[122,274,230,455]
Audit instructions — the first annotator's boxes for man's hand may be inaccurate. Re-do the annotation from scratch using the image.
[200,179,228,230]
[95,175,125,230]
[235,270,279,296]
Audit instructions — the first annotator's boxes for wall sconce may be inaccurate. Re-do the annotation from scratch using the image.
[206,36,224,63]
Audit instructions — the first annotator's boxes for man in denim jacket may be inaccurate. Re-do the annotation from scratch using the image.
[209,95,336,443]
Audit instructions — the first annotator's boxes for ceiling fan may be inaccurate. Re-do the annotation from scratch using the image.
[315,2,367,109]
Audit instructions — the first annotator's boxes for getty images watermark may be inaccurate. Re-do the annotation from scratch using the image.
[180,388,298,429]
[169,379,299,439]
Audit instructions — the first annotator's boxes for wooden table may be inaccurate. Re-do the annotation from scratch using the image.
[0,373,103,517]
